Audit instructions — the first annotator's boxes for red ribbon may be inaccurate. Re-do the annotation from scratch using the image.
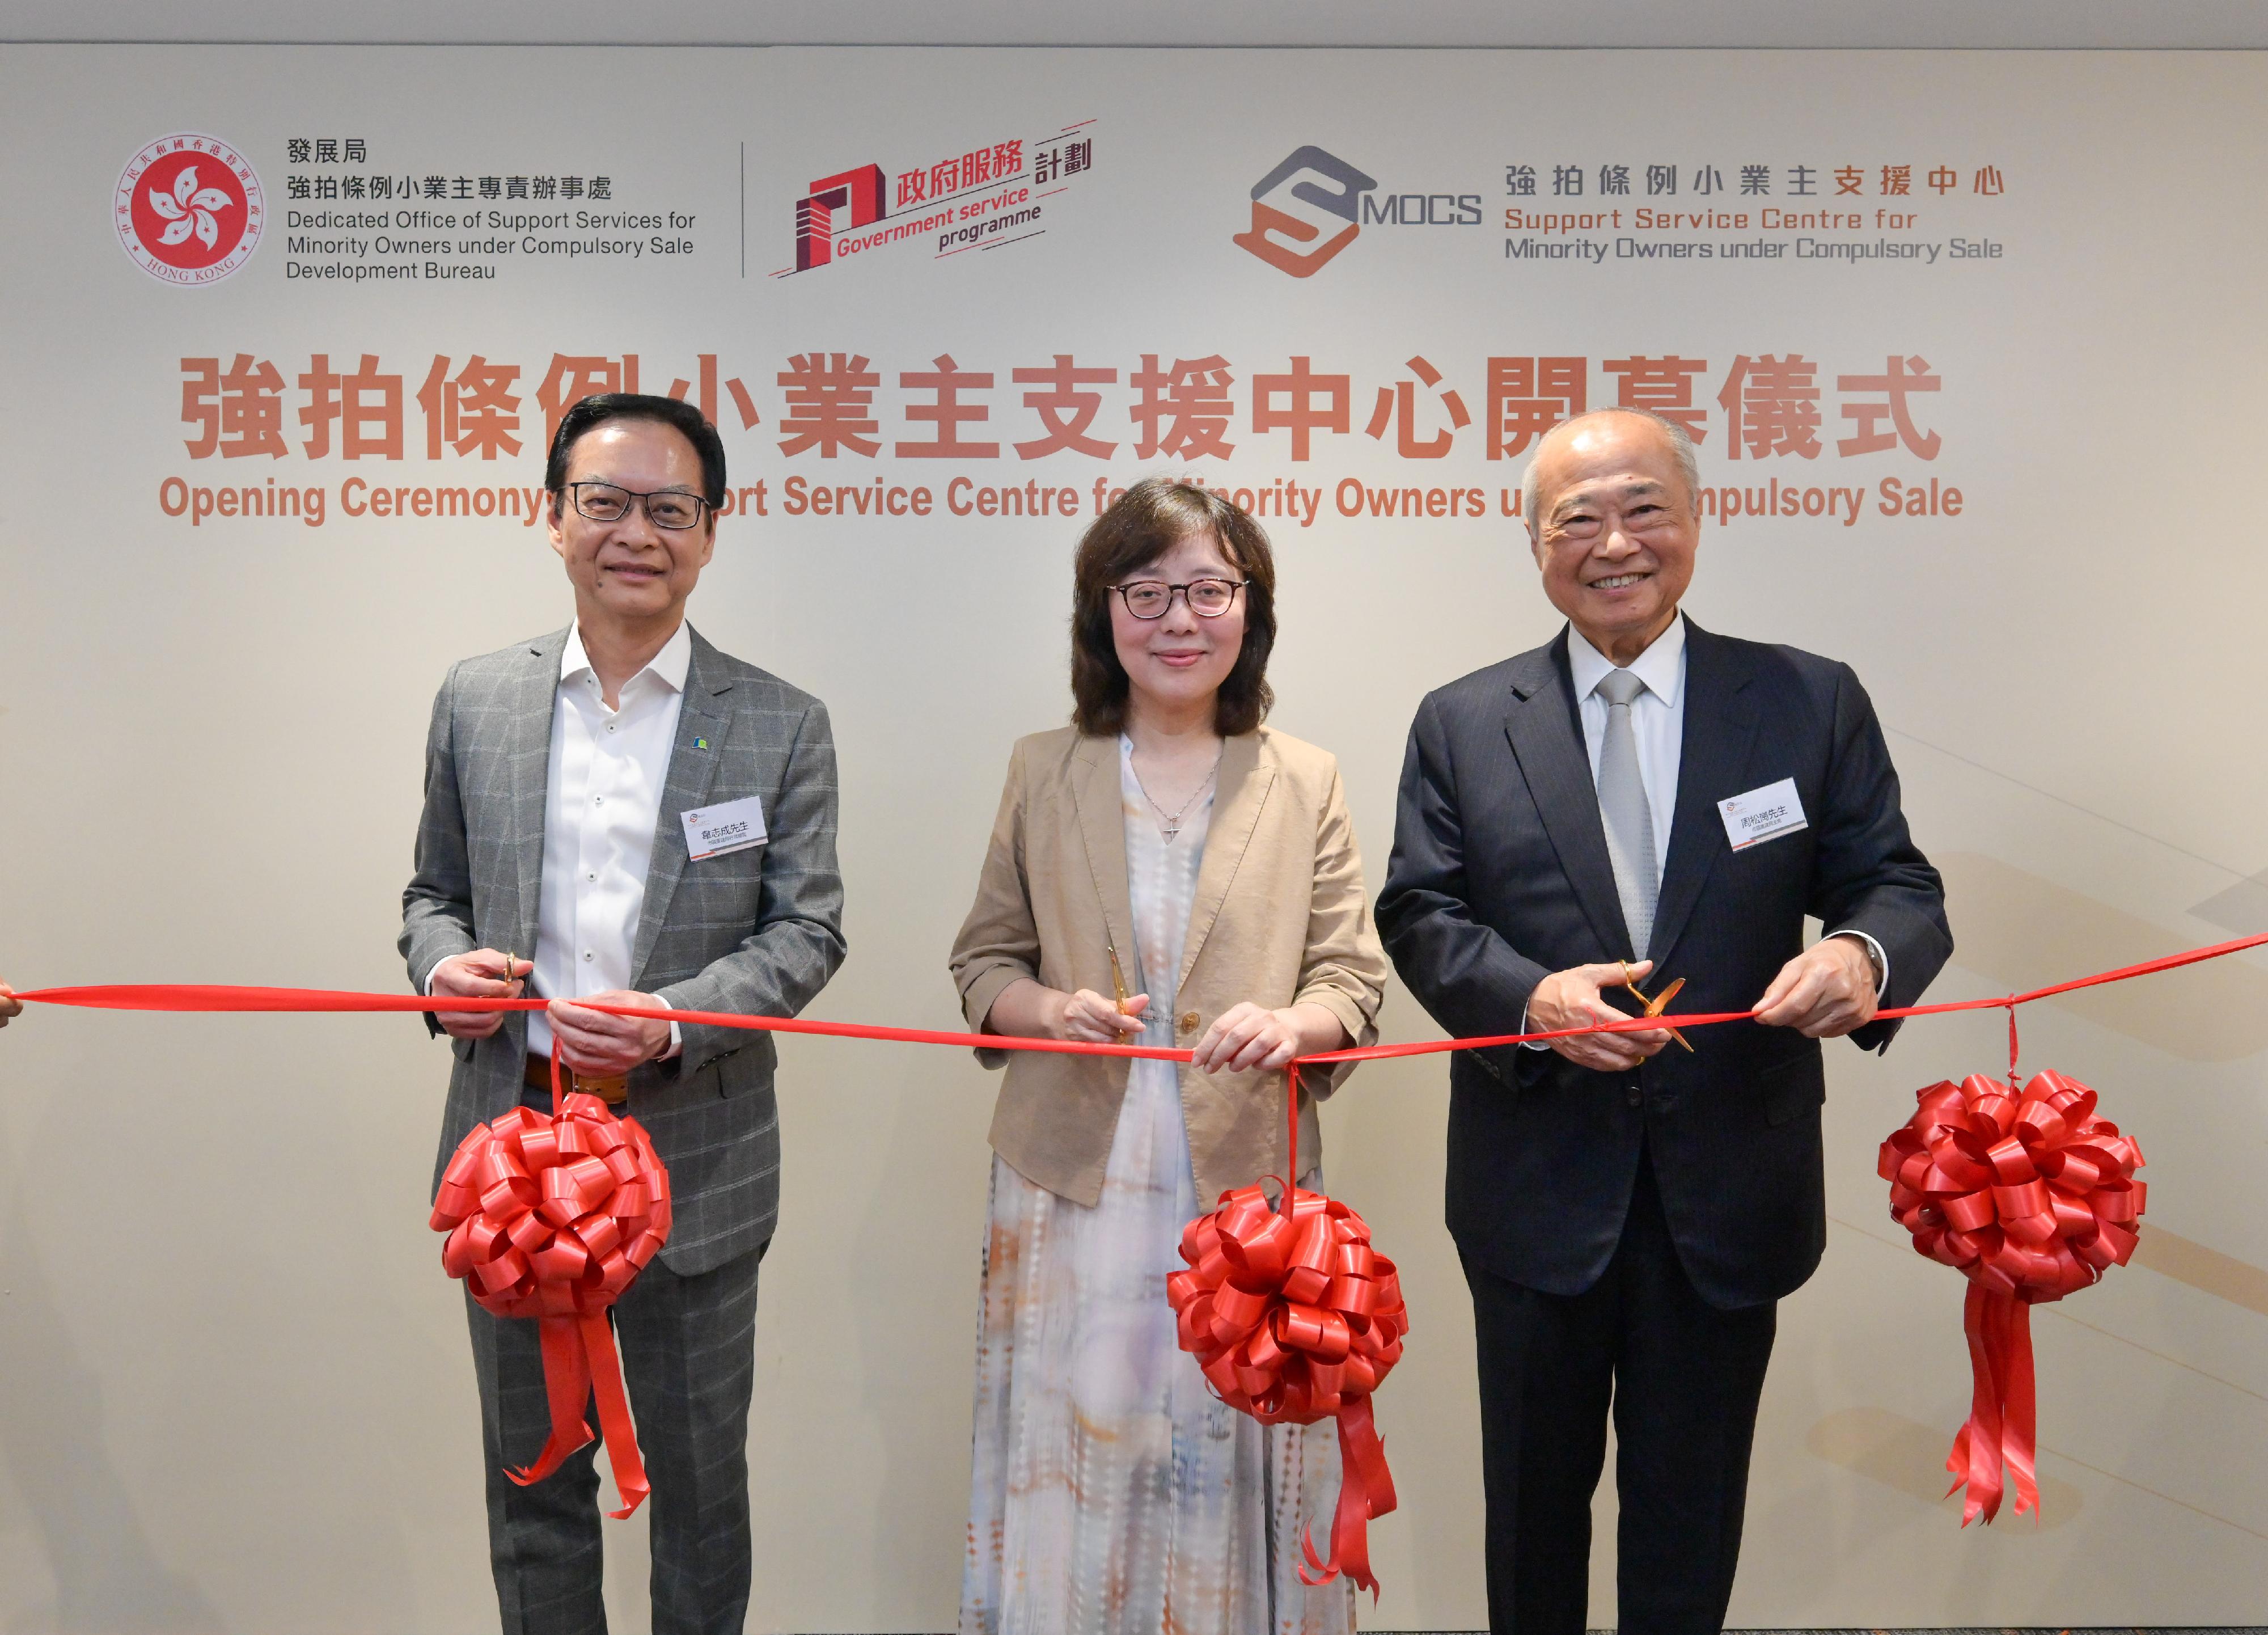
[23,926,2268,1063]
[429,1046,673,1516]
[1165,1066,1407,1598]
[1878,1069,2145,1524]
[18,929,2254,1554]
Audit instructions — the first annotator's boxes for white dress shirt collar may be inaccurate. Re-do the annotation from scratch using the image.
[1567,610,1686,707]
[559,619,693,699]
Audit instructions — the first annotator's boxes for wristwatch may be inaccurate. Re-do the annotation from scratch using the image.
[1847,933,1886,992]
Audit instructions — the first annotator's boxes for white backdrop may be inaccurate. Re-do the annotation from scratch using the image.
[1,44,2265,1633]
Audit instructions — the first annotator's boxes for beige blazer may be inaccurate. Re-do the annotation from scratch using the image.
[949,724,1389,1208]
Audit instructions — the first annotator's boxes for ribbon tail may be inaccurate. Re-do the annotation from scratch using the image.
[1297,1396,1397,1599]
[506,1316,595,1489]
[1945,1283,2007,1525]
[1977,1288,2020,1526]
[582,1310,651,1519]
[2002,1300,2040,1520]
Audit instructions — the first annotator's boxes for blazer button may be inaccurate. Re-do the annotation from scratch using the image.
[1179,1011,1200,1036]
[1625,1084,1643,1107]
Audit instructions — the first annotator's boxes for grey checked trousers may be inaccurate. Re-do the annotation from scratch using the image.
[467,1239,769,1635]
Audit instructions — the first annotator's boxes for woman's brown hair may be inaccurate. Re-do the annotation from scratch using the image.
[1069,478,1277,737]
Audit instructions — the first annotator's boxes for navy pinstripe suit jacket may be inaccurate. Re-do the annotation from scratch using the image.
[1378,619,1950,1309]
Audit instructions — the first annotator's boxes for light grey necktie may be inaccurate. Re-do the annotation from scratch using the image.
[1594,667,1657,957]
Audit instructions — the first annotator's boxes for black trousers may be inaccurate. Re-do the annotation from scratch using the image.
[466,1238,769,1635]
[1462,1152,1777,1635]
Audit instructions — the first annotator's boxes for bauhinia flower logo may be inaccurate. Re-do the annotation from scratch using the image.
[147,163,233,251]
[115,134,265,285]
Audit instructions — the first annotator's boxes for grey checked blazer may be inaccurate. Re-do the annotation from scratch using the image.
[400,623,847,1275]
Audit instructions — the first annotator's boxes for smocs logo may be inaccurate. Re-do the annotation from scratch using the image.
[1234,145,1484,277]
[1234,147,1375,277]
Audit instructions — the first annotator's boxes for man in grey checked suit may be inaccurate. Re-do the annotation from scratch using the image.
[401,392,845,1635]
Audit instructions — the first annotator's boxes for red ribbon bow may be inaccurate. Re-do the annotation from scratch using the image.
[1165,1067,1406,1597]
[429,1054,673,1517]
[1878,1069,2145,1524]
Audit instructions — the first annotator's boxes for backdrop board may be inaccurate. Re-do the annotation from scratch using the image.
[1,43,2265,1634]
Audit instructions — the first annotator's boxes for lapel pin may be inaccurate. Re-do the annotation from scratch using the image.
[692,737,709,750]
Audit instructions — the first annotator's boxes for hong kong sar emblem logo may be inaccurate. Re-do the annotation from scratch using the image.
[115,134,264,284]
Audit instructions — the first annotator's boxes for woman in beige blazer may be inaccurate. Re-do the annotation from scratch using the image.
[950,478,1388,1635]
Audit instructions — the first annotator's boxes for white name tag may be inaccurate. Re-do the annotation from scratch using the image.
[680,796,768,861]
[1717,778,1808,851]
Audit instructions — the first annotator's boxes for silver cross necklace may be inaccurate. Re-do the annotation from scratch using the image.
[1132,755,1219,842]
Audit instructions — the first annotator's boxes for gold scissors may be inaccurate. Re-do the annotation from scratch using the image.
[1620,960,1694,1053]
[1107,942,1133,1016]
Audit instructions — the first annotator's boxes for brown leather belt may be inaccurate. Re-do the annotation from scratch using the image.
[525,1053,629,1105]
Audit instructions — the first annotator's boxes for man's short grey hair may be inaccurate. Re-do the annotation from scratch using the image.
[1522,407,1702,538]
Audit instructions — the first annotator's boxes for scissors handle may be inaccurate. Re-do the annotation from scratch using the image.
[1620,968,1695,1053]
[1107,943,1132,1016]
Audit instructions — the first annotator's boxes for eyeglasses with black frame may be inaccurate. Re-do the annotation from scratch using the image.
[1110,577,1250,620]
[564,481,712,531]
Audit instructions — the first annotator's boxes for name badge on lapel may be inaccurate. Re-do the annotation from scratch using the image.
[1717,778,1808,851]
[680,796,767,861]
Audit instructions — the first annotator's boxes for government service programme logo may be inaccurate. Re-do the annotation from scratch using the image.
[115,134,265,285]
[795,165,887,272]
[778,125,1086,277]
[1233,146,1378,277]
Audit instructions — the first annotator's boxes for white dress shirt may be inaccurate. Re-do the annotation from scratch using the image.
[1524,613,1883,1043]
[526,622,689,1060]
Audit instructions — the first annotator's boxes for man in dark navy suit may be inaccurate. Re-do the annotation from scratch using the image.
[1378,408,1950,1635]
